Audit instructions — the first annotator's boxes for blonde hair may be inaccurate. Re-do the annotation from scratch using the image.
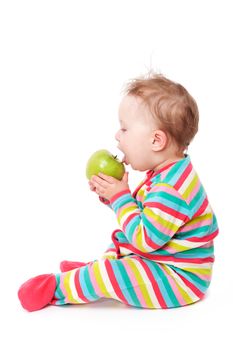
[123,71,199,152]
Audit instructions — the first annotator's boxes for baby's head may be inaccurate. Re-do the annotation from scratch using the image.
[115,72,199,171]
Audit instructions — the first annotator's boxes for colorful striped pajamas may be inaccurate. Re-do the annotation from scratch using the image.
[18,155,219,310]
[51,155,218,309]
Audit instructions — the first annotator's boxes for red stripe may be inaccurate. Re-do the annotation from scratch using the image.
[174,163,192,190]
[175,272,205,299]
[116,243,215,264]
[132,162,177,198]
[145,201,189,222]
[123,216,161,251]
[187,229,219,242]
[122,212,139,231]
[110,189,131,204]
[143,226,162,250]
[104,259,129,304]
[134,256,168,308]
[193,197,208,218]
[74,269,90,303]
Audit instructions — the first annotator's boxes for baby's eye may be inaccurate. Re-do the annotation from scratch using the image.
[121,128,127,132]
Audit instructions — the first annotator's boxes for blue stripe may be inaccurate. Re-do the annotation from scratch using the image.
[112,194,136,212]
[54,273,66,304]
[145,260,179,307]
[110,259,141,307]
[171,266,210,293]
[165,156,191,185]
[145,193,190,217]
[79,266,98,301]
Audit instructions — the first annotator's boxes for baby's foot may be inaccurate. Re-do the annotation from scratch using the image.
[60,260,88,272]
[18,274,56,312]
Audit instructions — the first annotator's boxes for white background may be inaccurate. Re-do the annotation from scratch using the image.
[0,0,232,349]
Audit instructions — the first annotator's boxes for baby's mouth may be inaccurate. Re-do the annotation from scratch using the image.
[117,146,129,165]
[122,154,129,165]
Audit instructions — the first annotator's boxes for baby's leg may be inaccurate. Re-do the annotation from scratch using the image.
[18,256,172,311]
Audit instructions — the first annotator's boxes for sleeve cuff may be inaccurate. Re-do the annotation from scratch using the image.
[99,196,111,205]
[109,189,132,205]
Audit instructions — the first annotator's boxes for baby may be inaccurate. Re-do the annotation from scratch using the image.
[18,72,219,311]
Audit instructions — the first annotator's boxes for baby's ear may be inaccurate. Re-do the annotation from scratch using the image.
[151,130,168,151]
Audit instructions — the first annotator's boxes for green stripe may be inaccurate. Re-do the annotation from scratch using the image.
[174,246,214,258]
[163,160,188,183]
[142,213,171,245]
[176,225,212,239]
[189,187,204,210]
[171,266,210,290]
[55,274,65,300]
[83,265,98,299]
[117,261,142,307]
[153,264,181,307]
[146,190,188,210]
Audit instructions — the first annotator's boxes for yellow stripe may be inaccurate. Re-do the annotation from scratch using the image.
[138,188,145,198]
[64,271,77,303]
[165,240,191,252]
[153,183,172,188]
[182,267,212,275]
[144,207,179,233]
[163,265,194,304]
[92,261,112,298]
[186,212,212,226]
[183,174,198,200]
[118,205,138,222]
[126,259,154,308]
[134,225,150,252]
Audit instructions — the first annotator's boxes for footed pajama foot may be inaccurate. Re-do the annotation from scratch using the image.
[60,260,89,272]
[18,274,56,312]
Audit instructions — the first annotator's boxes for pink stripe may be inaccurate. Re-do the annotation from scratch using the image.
[146,183,188,205]
[162,237,215,254]
[121,259,147,308]
[60,272,69,303]
[149,184,182,197]
[160,167,172,181]
[110,189,131,204]
[180,218,212,232]
[88,262,105,297]
[163,245,180,254]
[159,265,188,304]
[186,180,201,204]
[118,202,138,218]
[146,215,178,236]
[174,163,192,190]
[190,272,212,281]
[131,226,160,250]
[136,193,144,202]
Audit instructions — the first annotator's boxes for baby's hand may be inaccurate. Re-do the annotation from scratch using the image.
[88,180,97,192]
[90,172,129,201]
[89,179,109,204]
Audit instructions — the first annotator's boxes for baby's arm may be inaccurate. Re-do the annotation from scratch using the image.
[109,185,191,254]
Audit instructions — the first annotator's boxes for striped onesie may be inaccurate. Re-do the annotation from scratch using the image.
[18,155,219,310]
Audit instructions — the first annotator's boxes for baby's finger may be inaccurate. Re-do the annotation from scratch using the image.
[91,175,108,188]
[98,173,116,184]
[88,181,96,191]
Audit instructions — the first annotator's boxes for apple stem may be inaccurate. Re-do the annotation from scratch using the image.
[114,155,117,159]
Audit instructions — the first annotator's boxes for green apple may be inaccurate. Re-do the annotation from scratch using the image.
[86,149,125,180]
